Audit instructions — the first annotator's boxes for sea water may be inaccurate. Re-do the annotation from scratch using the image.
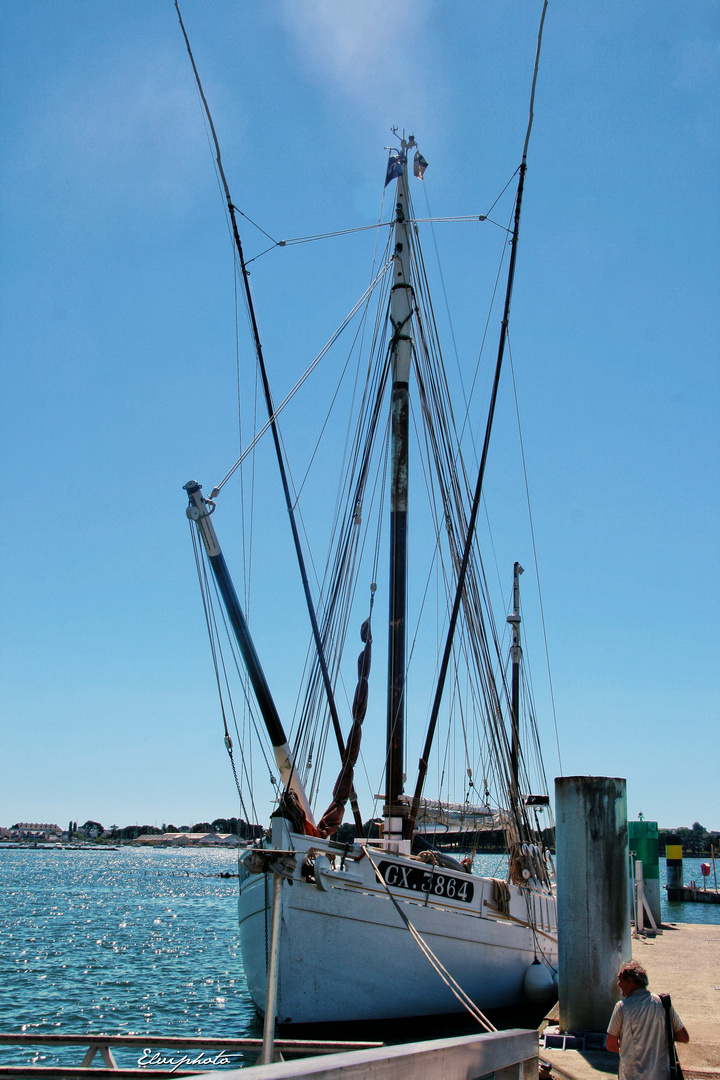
[0,846,716,1068]
[0,847,260,1069]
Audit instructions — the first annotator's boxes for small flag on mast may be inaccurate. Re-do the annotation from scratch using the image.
[384,149,405,187]
[413,150,428,179]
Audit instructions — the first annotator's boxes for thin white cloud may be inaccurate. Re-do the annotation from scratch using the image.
[277,0,432,111]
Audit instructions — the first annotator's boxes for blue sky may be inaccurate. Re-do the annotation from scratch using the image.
[1,2,718,833]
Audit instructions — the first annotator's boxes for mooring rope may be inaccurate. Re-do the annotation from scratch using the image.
[363,846,497,1032]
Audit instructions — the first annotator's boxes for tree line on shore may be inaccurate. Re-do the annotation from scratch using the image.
[70,818,264,841]
[658,822,719,857]
[66,818,719,856]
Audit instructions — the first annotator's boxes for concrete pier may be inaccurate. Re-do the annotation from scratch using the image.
[541,922,720,1080]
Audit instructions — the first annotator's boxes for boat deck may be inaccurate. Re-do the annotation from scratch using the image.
[541,922,720,1080]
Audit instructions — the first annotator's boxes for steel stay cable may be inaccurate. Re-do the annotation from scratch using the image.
[291,339,389,688]
[399,88,546,829]
[407,0,548,837]
[308,278,392,617]
[307,405,390,808]
[209,259,393,499]
[410,313,522,818]
[295,316,392,808]
[290,296,379,508]
[290,334,393,807]
[507,340,563,777]
[243,213,516,267]
[407,340,513,822]
[178,0,370,837]
[338,270,511,816]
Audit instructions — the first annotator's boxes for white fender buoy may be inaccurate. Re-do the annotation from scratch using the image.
[523,959,555,1003]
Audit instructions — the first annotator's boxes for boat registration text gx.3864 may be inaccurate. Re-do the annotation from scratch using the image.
[378,861,475,903]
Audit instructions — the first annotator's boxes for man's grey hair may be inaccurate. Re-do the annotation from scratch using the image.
[619,960,649,987]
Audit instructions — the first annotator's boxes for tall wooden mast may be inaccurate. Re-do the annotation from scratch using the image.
[384,139,415,847]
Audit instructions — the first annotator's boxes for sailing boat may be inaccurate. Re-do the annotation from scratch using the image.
[180,0,556,1030]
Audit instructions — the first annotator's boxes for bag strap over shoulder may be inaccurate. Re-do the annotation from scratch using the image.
[659,993,674,1045]
[658,993,683,1080]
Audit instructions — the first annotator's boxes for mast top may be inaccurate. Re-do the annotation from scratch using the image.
[384,133,428,188]
[389,127,416,150]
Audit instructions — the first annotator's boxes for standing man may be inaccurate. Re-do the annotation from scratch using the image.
[606,960,689,1080]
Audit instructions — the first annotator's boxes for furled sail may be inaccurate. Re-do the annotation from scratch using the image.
[315,618,372,837]
[400,796,503,837]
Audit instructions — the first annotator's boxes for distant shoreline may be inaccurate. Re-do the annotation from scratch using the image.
[3,841,718,859]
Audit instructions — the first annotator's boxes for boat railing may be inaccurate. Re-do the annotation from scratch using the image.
[0,1033,383,1078]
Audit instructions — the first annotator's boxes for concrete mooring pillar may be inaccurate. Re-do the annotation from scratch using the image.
[555,776,632,1033]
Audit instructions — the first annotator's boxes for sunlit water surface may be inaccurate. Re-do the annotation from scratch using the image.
[0,848,258,1067]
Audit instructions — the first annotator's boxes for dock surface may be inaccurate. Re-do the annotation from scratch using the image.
[542,922,720,1080]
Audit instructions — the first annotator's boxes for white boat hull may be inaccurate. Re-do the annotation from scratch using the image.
[238,822,557,1025]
